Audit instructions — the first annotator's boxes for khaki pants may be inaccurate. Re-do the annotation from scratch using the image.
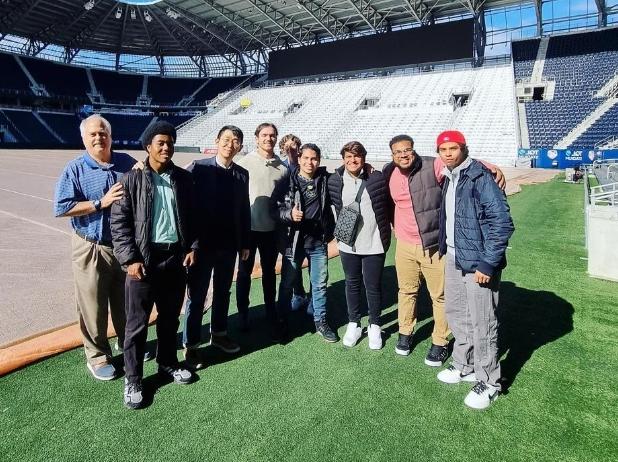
[71,233,126,366]
[395,240,450,346]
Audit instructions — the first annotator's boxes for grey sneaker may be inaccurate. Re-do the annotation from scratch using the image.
[124,379,144,410]
[158,364,193,384]
[210,334,240,354]
[87,362,117,381]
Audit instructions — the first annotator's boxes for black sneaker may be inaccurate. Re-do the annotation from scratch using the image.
[315,320,338,343]
[425,344,449,367]
[395,333,412,356]
[158,364,193,384]
[124,379,144,410]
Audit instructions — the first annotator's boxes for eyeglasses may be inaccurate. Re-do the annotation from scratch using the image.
[392,147,414,157]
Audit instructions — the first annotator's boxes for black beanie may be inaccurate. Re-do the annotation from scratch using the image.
[141,120,177,150]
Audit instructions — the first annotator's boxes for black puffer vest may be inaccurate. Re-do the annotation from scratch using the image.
[327,164,391,252]
[382,155,442,250]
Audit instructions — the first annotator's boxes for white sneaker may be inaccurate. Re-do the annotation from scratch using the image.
[437,365,476,384]
[464,381,500,410]
[342,322,362,347]
[367,324,382,350]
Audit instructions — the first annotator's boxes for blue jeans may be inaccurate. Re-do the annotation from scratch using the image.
[277,243,328,323]
[183,248,237,348]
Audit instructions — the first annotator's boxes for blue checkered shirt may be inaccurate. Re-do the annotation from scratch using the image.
[54,151,136,242]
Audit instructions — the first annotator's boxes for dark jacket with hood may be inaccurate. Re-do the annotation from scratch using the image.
[382,154,443,250]
[111,159,197,267]
[327,164,391,252]
[270,166,335,257]
[438,159,514,275]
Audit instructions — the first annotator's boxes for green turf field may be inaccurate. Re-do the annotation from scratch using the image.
[1,177,616,461]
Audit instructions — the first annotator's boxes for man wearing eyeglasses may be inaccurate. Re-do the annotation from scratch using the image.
[182,125,251,368]
[382,135,504,367]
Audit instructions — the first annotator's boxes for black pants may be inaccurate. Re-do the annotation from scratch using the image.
[236,230,278,320]
[184,247,237,346]
[124,248,186,383]
[339,251,386,326]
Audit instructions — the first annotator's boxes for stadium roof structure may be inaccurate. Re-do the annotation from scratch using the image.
[0,0,612,76]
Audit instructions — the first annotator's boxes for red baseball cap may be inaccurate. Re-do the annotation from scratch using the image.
[436,130,466,148]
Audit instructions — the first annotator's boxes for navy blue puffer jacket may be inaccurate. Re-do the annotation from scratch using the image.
[438,159,514,275]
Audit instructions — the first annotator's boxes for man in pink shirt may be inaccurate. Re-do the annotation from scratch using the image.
[382,134,504,366]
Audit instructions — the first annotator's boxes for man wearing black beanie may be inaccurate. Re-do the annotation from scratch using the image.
[111,121,198,409]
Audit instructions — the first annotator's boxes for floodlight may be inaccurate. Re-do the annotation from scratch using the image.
[166,8,179,19]
[144,10,152,22]
[83,0,95,11]
[115,7,122,19]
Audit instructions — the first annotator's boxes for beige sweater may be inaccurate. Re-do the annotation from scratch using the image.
[236,150,288,232]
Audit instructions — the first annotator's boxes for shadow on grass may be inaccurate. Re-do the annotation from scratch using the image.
[498,281,574,393]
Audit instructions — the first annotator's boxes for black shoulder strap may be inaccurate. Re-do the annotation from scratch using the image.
[354,181,366,204]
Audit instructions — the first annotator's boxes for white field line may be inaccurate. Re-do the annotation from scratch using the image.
[0,209,70,235]
[0,188,52,202]
[0,169,57,179]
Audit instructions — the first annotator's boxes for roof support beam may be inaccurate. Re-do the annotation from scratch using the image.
[403,0,439,25]
[115,2,129,70]
[473,6,486,67]
[196,0,282,50]
[346,0,388,32]
[247,0,314,45]
[296,0,351,39]
[23,38,47,56]
[150,9,242,74]
[63,46,79,64]
[0,0,43,32]
[67,2,119,51]
[594,0,607,27]
[162,2,261,67]
[533,0,542,36]
[138,8,164,66]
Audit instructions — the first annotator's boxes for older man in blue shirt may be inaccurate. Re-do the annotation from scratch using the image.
[54,114,135,381]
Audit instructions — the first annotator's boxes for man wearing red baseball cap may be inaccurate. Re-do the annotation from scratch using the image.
[435,130,514,410]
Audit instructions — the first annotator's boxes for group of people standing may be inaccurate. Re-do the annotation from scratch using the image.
[54,114,513,411]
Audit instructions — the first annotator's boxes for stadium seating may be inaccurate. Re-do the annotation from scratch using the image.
[511,39,540,80]
[22,57,90,99]
[0,54,32,93]
[91,70,143,104]
[159,114,196,128]
[192,76,248,105]
[38,112,82,145]
[147,77,206,106]
[100,112,154,146]
[571,103,618,148]
[0,109,53,144]
[516,28,618,148]
[177,64,518,165]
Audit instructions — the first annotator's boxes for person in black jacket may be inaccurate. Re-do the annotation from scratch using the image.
[271,143,337,342]
[183,125,251,365]
[111,121,197,410]
[327,141,391,350]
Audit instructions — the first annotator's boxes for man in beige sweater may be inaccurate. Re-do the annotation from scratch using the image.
[235,123,288,337]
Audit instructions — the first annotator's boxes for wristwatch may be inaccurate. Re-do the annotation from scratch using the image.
[93,199,102,212]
